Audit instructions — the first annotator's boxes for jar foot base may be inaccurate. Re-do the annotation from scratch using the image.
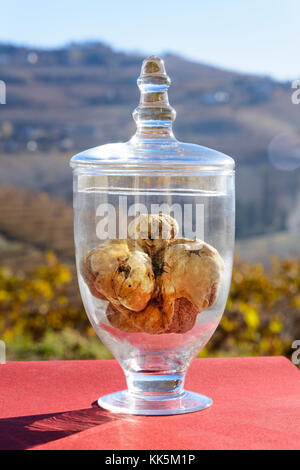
[98,390,212,415]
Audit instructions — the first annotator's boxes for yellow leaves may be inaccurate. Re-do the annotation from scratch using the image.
[0,253,86,345]
[239,302,260,329]
[244,309,260,330]
[47,312,64,329]
[202,254,300,358]
[55,266,71,285]
[57,295,68,306]
[271,337,286,355]
[30,279,53,300]
[35,252,71,286]
[268,317,283,334]
[0,289,9,302]
[0,267,12,279]
[259,338,271,353]
[293,295,300,309]
[198,347,209,358]
[220,316,237,332]
[3,328,14,341]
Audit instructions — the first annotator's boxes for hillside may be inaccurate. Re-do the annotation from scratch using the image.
[0,41,299,240]
[0,186,74,260]
[1,42,298,160]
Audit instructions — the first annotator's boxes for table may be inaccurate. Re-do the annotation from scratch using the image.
[0,357,299,450]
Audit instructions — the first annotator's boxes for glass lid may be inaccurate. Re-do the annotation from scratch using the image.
[70,56,235,171]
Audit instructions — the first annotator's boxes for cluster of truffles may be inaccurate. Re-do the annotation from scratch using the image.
[81,214,224,334]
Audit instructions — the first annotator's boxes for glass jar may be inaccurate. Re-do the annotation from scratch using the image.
[70,56,235,415]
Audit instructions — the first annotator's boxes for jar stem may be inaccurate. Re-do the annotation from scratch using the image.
[125,371,186,399]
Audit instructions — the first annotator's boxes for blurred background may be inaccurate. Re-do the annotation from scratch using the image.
[0,0,299,360]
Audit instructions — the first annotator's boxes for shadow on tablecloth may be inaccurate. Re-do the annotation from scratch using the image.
[0,403,123,450]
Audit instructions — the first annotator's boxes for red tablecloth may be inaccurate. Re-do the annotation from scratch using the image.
[0,357,299,450]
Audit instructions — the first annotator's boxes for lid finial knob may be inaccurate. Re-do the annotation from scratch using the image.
[132,56,176,140]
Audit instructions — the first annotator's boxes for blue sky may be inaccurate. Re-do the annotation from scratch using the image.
[1,0,299,80]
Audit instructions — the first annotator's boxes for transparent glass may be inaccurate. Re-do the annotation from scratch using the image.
[70,57,235,415]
